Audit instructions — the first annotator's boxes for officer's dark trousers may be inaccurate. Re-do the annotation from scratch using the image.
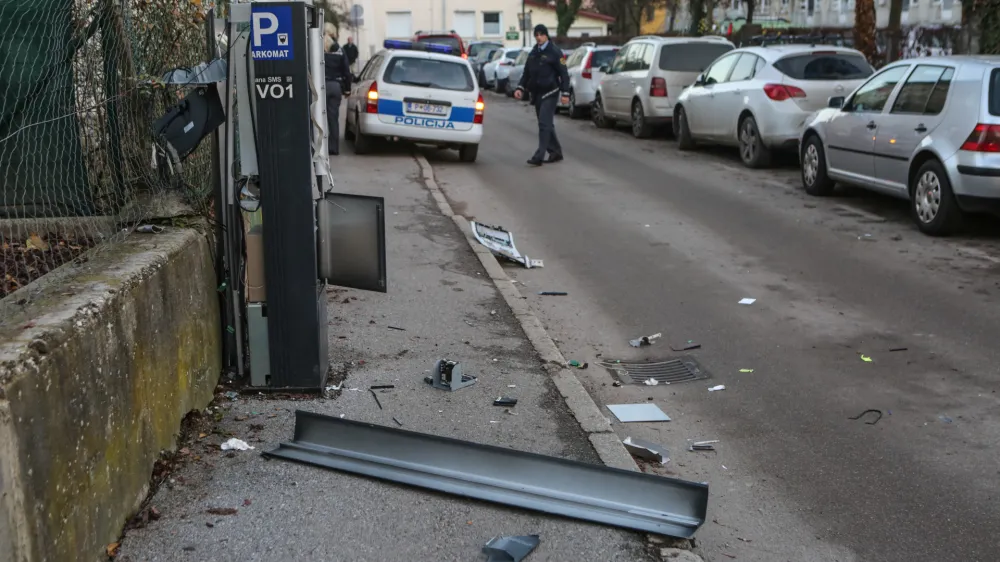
[532,94,562,161]
[326,80,342,155]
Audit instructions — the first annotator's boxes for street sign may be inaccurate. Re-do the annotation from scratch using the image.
[505,30,519,40]
[348,4,363,27]
[517,12,532,31]
[251,5,294,60]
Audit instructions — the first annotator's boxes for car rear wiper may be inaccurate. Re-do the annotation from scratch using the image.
[400,80,434,87]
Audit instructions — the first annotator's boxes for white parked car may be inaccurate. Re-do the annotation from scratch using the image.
[345,40,485,162]
[560,43,620,118]
[673,45,874,168]
[482,47,522,90]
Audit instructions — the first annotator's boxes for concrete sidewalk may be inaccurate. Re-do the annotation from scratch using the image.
[117,149,650,562]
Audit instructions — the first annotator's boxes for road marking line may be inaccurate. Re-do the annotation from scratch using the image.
[834,204,887,223]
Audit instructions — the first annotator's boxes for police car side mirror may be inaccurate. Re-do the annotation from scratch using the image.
[694,74,705,86]
[599,65,610,74]
[351,74,359,82]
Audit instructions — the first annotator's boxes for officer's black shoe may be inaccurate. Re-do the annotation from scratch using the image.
[546,154,563,164]
[527,158,543,166]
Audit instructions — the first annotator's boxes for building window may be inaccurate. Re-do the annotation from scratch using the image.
[483,12,502,36]
[386,11,412,38]
[454,11,476,37]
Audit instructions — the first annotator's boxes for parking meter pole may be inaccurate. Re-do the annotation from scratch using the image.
[251,1,329,389]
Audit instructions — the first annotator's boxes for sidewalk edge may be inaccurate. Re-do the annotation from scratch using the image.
[412,153,637,473]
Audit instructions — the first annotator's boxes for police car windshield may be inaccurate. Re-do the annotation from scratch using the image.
[384,57,475,92]
[504,50,522,60]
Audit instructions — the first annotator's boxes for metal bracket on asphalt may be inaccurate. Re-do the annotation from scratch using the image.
[264,410,709,538]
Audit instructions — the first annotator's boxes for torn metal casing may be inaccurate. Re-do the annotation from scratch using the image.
[483,535,540,562]
[425,359,477,391]
[264,411,709,538]
[470,221,544,268]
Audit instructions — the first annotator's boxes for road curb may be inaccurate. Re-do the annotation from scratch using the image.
[412,153,635,472]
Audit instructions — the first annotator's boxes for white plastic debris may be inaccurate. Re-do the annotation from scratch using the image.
[221,438,254,451]
[623,437,669,465]
[708,385,726,392]
[738,298,756,305]
[643,378,659,386]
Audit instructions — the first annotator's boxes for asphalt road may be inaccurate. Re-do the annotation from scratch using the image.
[424,93,1000,562]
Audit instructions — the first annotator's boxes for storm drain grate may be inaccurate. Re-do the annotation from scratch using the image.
[598,357,710,385]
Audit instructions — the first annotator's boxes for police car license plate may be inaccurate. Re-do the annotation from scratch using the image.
[406,102,448,116]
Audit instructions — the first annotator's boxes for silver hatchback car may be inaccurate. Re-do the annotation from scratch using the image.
[800,56,1000,235]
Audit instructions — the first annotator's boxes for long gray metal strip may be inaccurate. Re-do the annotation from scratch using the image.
[263,410,709,538]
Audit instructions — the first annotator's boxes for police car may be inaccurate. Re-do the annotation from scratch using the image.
[345,40,485,162]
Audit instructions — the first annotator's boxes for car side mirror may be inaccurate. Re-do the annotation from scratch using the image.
[351,74,359,83]
[598,65,610,73]
[694,74,705,86]
[828,96,845,109]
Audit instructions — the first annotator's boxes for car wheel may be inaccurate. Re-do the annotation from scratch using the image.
[592,96,613,129]
[567,91,584,119]
[631,100,653,139]
[459,144,479,163]
[344,114,356,141]
[505,80,514,97]
[911,159,963,236]
[675,106,695,150]
[800,134,834,196]
[738,115,772,169]
[352,111,373,155]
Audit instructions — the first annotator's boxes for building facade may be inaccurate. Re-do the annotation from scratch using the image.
[343,0,612,63]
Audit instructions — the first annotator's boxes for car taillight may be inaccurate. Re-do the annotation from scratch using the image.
[474,94,485,124]
[582,52,594,80]
[650,77,667,97]
[960,123,1000,152]
[366,82,379,113]
[763,83,806,101]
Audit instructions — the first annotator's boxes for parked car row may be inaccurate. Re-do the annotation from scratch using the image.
[487,35,1000,236]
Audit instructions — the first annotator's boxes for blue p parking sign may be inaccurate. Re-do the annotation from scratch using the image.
[251,5,293,60]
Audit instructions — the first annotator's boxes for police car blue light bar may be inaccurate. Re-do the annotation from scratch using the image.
[383,39,454,55]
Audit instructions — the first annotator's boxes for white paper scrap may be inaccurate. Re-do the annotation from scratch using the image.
[220,438,254,451]
[739,298,757,305]
[708,385,726,392]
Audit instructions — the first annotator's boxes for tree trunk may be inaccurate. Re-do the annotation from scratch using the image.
[854,0,878,65]
[977,0,1000,54]
[668,4,677,32]
[688,0,706,35]
[746,0,756,25]
[886,0,903,62]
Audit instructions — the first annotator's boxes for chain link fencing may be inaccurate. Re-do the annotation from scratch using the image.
[0,0,220,318]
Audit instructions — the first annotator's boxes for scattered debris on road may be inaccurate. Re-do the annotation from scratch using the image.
[890,347,908,352]
[387,325,406,331]
[739,369,754,373]
[393,417,404,426]
[848,409,883,425]
[623,437,669,464]
[608,403,672,422]
[630,332,662,348]
[644,378,660,386]
[135,224,164,234]
[670,341,701,351]
[471,221,544,268]
[493,396,518,407]
[860,354,873,362]
[939,414,954,423]
[482,534,540,562]
[708,385,726,392]
[371,384,395,390]
[689,440,719,452]
[538,291,567,296]
[425,359,478,391]
[738,298,756,305]
[205,507,238,516]
[369,389,383,410]
[220,438,254,451]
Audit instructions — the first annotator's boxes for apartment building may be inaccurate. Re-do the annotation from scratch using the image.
[346,0,612,62]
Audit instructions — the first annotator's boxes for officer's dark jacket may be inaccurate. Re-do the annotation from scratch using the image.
[517,41,569,95]
[324,50,352,91]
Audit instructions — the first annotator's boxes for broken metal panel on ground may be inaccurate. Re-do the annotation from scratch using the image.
[470,221,543,268]
[264,411,709,538]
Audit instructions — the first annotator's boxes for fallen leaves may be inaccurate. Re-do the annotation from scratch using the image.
[106,542,120,557]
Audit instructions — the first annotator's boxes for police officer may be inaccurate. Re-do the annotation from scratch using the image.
[324,37,352,155]
[514,24,570,166]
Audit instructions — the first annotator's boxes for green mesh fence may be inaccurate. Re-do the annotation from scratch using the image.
[0,0,219,307]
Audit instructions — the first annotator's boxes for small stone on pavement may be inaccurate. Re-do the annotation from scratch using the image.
[659,548,704,562]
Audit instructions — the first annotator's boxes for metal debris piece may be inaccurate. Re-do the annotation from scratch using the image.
[738,298,756,305]
[471,221,544,268]
[670,341,701,352]
[568,360,588,369]
[425,359,478,391]
[889,347,908,352]
[623,437,669,465]
[688,440,719,452]
[370,385,395,390]
[608,403,671,423]
[538,291,567,296]
[387,325,406,331]
[708,385,726,392]
[369,389,383,410]
[848,409,882,425]
[483,534,540,562]
[264,411,709,537]
[135,224,164,234]
[392,417,404,426]
[629,332,662,348]
[494,397,518,407]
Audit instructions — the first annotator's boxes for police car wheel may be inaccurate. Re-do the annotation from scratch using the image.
[352,113,373,154]
[459,144,479,163]
[568,92,583,119]
[344,118,356,141]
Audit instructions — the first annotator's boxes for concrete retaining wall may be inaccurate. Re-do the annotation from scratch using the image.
[0,227,221,562]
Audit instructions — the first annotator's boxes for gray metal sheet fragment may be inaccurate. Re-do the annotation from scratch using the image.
[483,535,540,562]
[264,411,709,538]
